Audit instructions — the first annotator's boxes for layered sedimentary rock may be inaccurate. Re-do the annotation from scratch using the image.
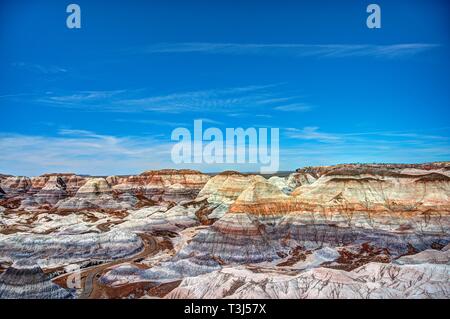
[296,162,450,176]
[0,176,31,196]
[195,171,266,219]
[190,180,291,264]
[288,165,450,238]
[20,176,68,209]
[267,176,295,194]
[29,174,67,195]
[55,178,134,211]
[0,263,74,299]
[0,176,33,209]
[292,166,450,211]
[0,174,10,199]
[99,225,220,285]
[115,204,199,233]
[0,230,143,268]
[395,244,450,265]
[0,174,11,181]
[267,172,317,194]
[166,252,450,299]
[1,162,449,299]
[0,174,87,210]
[288,171,317,186]
[197,172,265,203]
[101,257,221,286]
[28,174,87,196]
[107,169,210,204]
[118,180,292,284]
[0,170,208,211]
[165,163,450,271]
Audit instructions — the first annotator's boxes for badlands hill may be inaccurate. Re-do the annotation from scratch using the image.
[0,169,210,211]
[0,163,449,299]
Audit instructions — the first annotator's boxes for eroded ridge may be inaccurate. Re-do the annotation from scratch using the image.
[0,163,449,299]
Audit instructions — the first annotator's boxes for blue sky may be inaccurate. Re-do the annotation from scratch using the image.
[1,0,449,175]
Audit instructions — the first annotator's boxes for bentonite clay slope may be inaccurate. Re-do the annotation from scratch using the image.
[164,163,450,269]
[166,245,450,299]
[0,163,449,299]
[293,165,450,211]
[0,170,210,211]
[55,177,132,211]
[28,174,87,195]
[0,176,32,196]
[0,263,74,299]
[0,230,144,268]
[195,171,266,219]
[1,174,87,210]
[21,176,69,208]
[107,169,210,203]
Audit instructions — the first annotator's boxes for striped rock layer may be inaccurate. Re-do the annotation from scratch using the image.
[0,170,210,211]
[0,264,74,299]
[178,163,450,265]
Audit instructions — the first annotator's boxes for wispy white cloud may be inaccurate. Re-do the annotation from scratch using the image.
[46,90,125,103]
[274,103,313,112]
[285,126,450,143]
[0,130,174,176]
[113,118,223,127]
[281,143,450,170]
[116,85,277,113]
[0,93,36,99]
[24,84,313,114]
[281,127,450,169]
[349,131,450,141]
[0,126,449,175]
[140,42,439,59]
[114,119,189,127]
[0,129,276,176]
[35,90,127,109]
[12,62,68,74]
[196,118,224,125]
[285,127,342,142]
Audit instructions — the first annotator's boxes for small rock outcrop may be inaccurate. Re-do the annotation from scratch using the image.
[0,176,31,195]
[166,259,450,299]
[107,169,210,203]
[165,163,450,271]
[0,264,74,299]
[56,178,133,211]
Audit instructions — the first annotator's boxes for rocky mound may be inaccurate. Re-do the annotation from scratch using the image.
[167,262,450,299]
[229,181,292,215]
[0,176,31,195]
[1,162,449,299]
[0,264,74,299]
[0,230,143,268]
[0,170,209,211]
[20,176,68,209]
[107,169,210,204]
[295,162,450,177]
[290,164,450,235]
[55,178,133,211]
[166,164,450,270]
[166,244,450,299]
[195,172,266,219]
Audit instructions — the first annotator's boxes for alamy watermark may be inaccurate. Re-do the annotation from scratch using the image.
[367,4,381,29]
[171,120,279,174]
[65,3,380,30]
[66,4,81,29]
